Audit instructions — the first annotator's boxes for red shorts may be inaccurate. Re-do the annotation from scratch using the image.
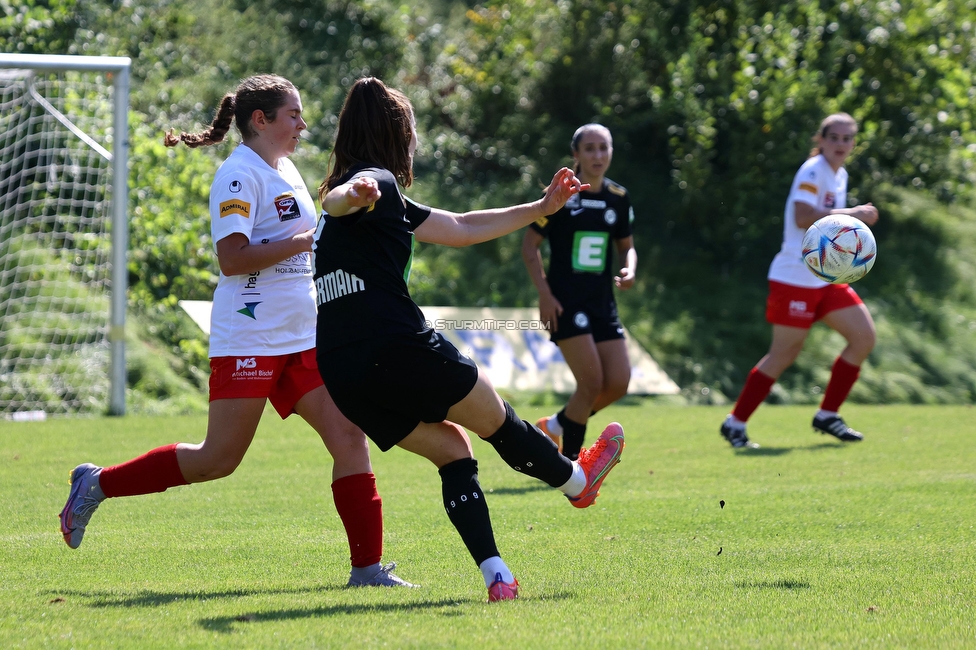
[209,348,322,418]
[765,280,863,329]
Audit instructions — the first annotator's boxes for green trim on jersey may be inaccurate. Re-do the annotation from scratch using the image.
[404,233,415,283]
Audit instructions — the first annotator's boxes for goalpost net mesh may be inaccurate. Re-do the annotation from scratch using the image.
[0,66,117,416]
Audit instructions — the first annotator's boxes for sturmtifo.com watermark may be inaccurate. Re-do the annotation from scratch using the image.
[424,319,551,331]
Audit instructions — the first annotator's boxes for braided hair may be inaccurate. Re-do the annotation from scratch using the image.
[164,75,297,148]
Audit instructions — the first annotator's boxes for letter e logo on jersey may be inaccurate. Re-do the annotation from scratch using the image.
[572,231,609,272]
[236,357,257,371]
[275,192,301,221]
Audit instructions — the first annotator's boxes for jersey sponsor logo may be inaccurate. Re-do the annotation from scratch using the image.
[572,231,609,272]
[315,268,367,306]
[229,180,243,193]
[237,301,261,319]
[275,252,312,275]
[230,357,273,379]
[604,208,617,225]
[573,311,590,329]
[236,357,257,371]
[798,181,818,194]
[824,192,836,208]
[274,192,302,221]
[580,198,606,209]
[243,270,260,292]
[220,199,251,218]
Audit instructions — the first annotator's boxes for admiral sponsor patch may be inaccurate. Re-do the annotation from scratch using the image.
[220,199,251,218]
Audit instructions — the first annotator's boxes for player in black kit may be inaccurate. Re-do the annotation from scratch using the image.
[312,78,626,602]
[522,124,638,460]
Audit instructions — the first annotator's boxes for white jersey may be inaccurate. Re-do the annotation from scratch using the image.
[768,154,848,288]
[208,144,317,357]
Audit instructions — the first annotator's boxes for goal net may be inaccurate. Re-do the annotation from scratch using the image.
[0,55,130,417]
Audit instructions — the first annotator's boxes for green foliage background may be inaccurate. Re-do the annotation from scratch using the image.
[4,0,976,409]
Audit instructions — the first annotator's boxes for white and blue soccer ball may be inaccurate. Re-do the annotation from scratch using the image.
[801,214,878,284]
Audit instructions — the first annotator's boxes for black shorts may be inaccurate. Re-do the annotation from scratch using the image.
[550,300,625,344]
[317,331,479,451]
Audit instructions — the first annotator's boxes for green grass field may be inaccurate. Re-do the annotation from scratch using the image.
[2,403,974,648]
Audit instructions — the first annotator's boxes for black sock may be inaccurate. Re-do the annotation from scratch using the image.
[484,402,574,487]
[558,410,587,461]
[439,458,498,566]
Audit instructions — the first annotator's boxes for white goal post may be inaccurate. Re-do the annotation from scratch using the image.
[0,54,130,416]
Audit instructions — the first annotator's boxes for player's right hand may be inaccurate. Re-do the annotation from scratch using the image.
[538,292,563,333]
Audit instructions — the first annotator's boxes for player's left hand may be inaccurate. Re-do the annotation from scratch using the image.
[614,267,636,290]
[346,176,381,207]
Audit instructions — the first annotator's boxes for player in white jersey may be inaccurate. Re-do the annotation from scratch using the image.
[720,112,880,448]
[59,75,413,588]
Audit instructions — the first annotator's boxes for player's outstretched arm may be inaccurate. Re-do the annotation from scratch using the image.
[321,177,382,217]
[415,168,588,247]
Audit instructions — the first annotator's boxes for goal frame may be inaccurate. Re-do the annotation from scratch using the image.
[0,53,131,415]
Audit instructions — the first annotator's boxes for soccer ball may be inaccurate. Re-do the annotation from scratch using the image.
[801,214,877,284]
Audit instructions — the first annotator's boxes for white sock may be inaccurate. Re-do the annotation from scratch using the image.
[546,414,563,437]
[816,409,838,420]
[479,556,514,587]
[89,467,106,501]
[349,562,383,583]
[558,462,587,498]
[725,414,746,430]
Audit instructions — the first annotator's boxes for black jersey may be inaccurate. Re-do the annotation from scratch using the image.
[529,177,634,305]
[313,166,432,352]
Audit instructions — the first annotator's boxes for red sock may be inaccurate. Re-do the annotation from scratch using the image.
[821,357,861,412]
[731,368,776,422]
[99,443,189,498]
[332,472,383,568]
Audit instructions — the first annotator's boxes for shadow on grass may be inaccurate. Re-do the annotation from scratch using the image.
[43,584,346,608]
[198,590,574,633]
[44,586,574,626]
[734,442,845,457]
[734,579,811,590]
